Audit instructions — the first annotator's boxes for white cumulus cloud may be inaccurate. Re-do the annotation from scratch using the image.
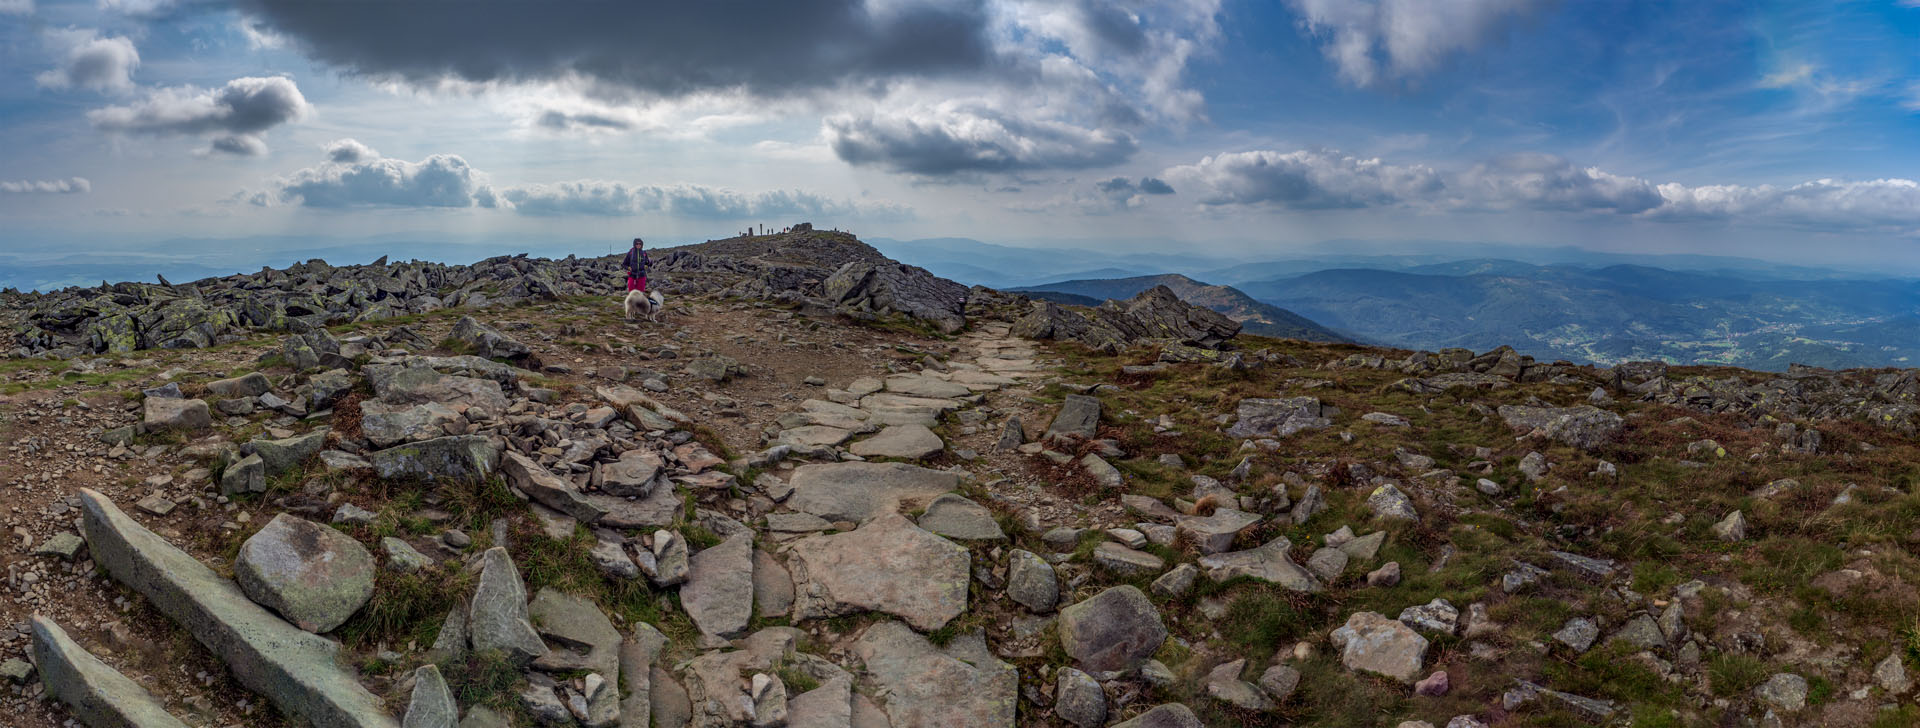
[0,177,90,194]
[36,30,140,93]
[1163,149,1443,209]
[268,146,497,208]
[1284,0,1543,87]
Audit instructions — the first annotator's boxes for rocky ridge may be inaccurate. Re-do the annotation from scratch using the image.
[0,231,1915,728]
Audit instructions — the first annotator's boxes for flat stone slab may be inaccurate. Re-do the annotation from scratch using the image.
[370,435,497,482]
[78,489,398,728]
[682,533,755,639]
[854,621,1016,728]
[1197,536,1322,592]
[527,588,621,679]
[31,616,191,728]
[1175,509,1261,554]
[1058,585,1166,673]
[848,424,945,460]
[790,399,872,429]
[1045,395,1101,441]
[916,494,1005,541]
[785,462,960,523]
[778,425,854,448]
[884,374,974,399]
[788,513,968,632]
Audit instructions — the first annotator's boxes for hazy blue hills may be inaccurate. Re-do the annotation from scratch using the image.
[1012,273,1352,343]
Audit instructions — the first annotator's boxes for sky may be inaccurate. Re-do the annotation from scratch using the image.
[3,0,1920,269]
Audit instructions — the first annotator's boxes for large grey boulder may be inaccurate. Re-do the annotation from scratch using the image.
[208,372,272,398]
[144,397,211,431]
[788,512,969,632]
[1055,667,1106,727]
[853,621,1016,728]
[1045,395,1101,441]
[501,451,606,524]
[784,461,959,523]
[376,368,508,411]
[359,401,462,448]
[1175,508,1261,554]
[1329,611,1429,683]
[469,547,549,666]
[1196,536,1323,592]
[450,316,530,360]
[527,588,621,679]
[250,429,329,476]
[1225,396,1330,439]
[78,489,398,728]
[1058,585,1166,673]
[1496,404,1624,451]
[31,616,192,728]
[682,533,755,639]
[236,514,377,633]
[1005,549,1058,612]
[402,665,457,728]
[370,435,498,482]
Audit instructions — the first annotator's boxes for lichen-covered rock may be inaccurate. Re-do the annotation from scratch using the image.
[1013,285,1240,353]
[823,261,970,334]
[1497,404,1624,451]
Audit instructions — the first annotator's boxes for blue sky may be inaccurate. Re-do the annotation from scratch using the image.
[3,0,1919,269]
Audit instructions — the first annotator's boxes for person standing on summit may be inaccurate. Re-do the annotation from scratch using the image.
[622,238,650,293]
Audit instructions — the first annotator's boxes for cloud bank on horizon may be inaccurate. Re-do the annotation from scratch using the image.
[3,0,1920,265]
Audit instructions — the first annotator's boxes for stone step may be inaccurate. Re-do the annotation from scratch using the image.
[30,616,193,728]
[78,489,400,728]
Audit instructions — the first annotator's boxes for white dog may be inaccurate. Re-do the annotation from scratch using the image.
[624,289,665,322]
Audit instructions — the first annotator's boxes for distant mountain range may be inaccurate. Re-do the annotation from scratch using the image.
[1012,274,1352,343]
[1243,264,1920,370]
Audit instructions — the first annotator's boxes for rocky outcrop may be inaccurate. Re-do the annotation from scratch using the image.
[1012,285,1241,353]
[78,489,397,728]
[822,261,970,334]
[1497,404,1624,451]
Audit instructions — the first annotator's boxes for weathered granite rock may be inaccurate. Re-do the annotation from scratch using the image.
[78,489,398,728]
[469,547,549,666]
[31,616,192,728]
[501,451,606,524]
[1197,536,1322,592]
[1058,585,1166,673]
[1005,549,1058,613]
[450,316,530,360]
[235,513,377,633]
[1330,611,1429,683]
[1055,667,1106,727]
[916,493,1006,541]
[144,397,211,431]
[1497,404,1624,451]
[369,435,497,482]
[1046,395,1102,441]
[1175,508,1261,554]
[682,533,755,639]
[250,429,329,476]
[823,260,970,334]
[1110,703,1203,728]
[853,621,1016,728]
[402,665,457,728]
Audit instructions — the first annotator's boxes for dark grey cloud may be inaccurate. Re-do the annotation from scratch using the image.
[236,0,999,99]
[1095,177,1135,194]
[209,134,268,156]
[87,76,311,154]
[1,177,89,194]
[499,180,912,221]
[535,110,633,132]
[826,107,1138,176]
[1139,176,1174,194]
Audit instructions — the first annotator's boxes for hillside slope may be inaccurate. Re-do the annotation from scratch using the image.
[1014,273,1353,343]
